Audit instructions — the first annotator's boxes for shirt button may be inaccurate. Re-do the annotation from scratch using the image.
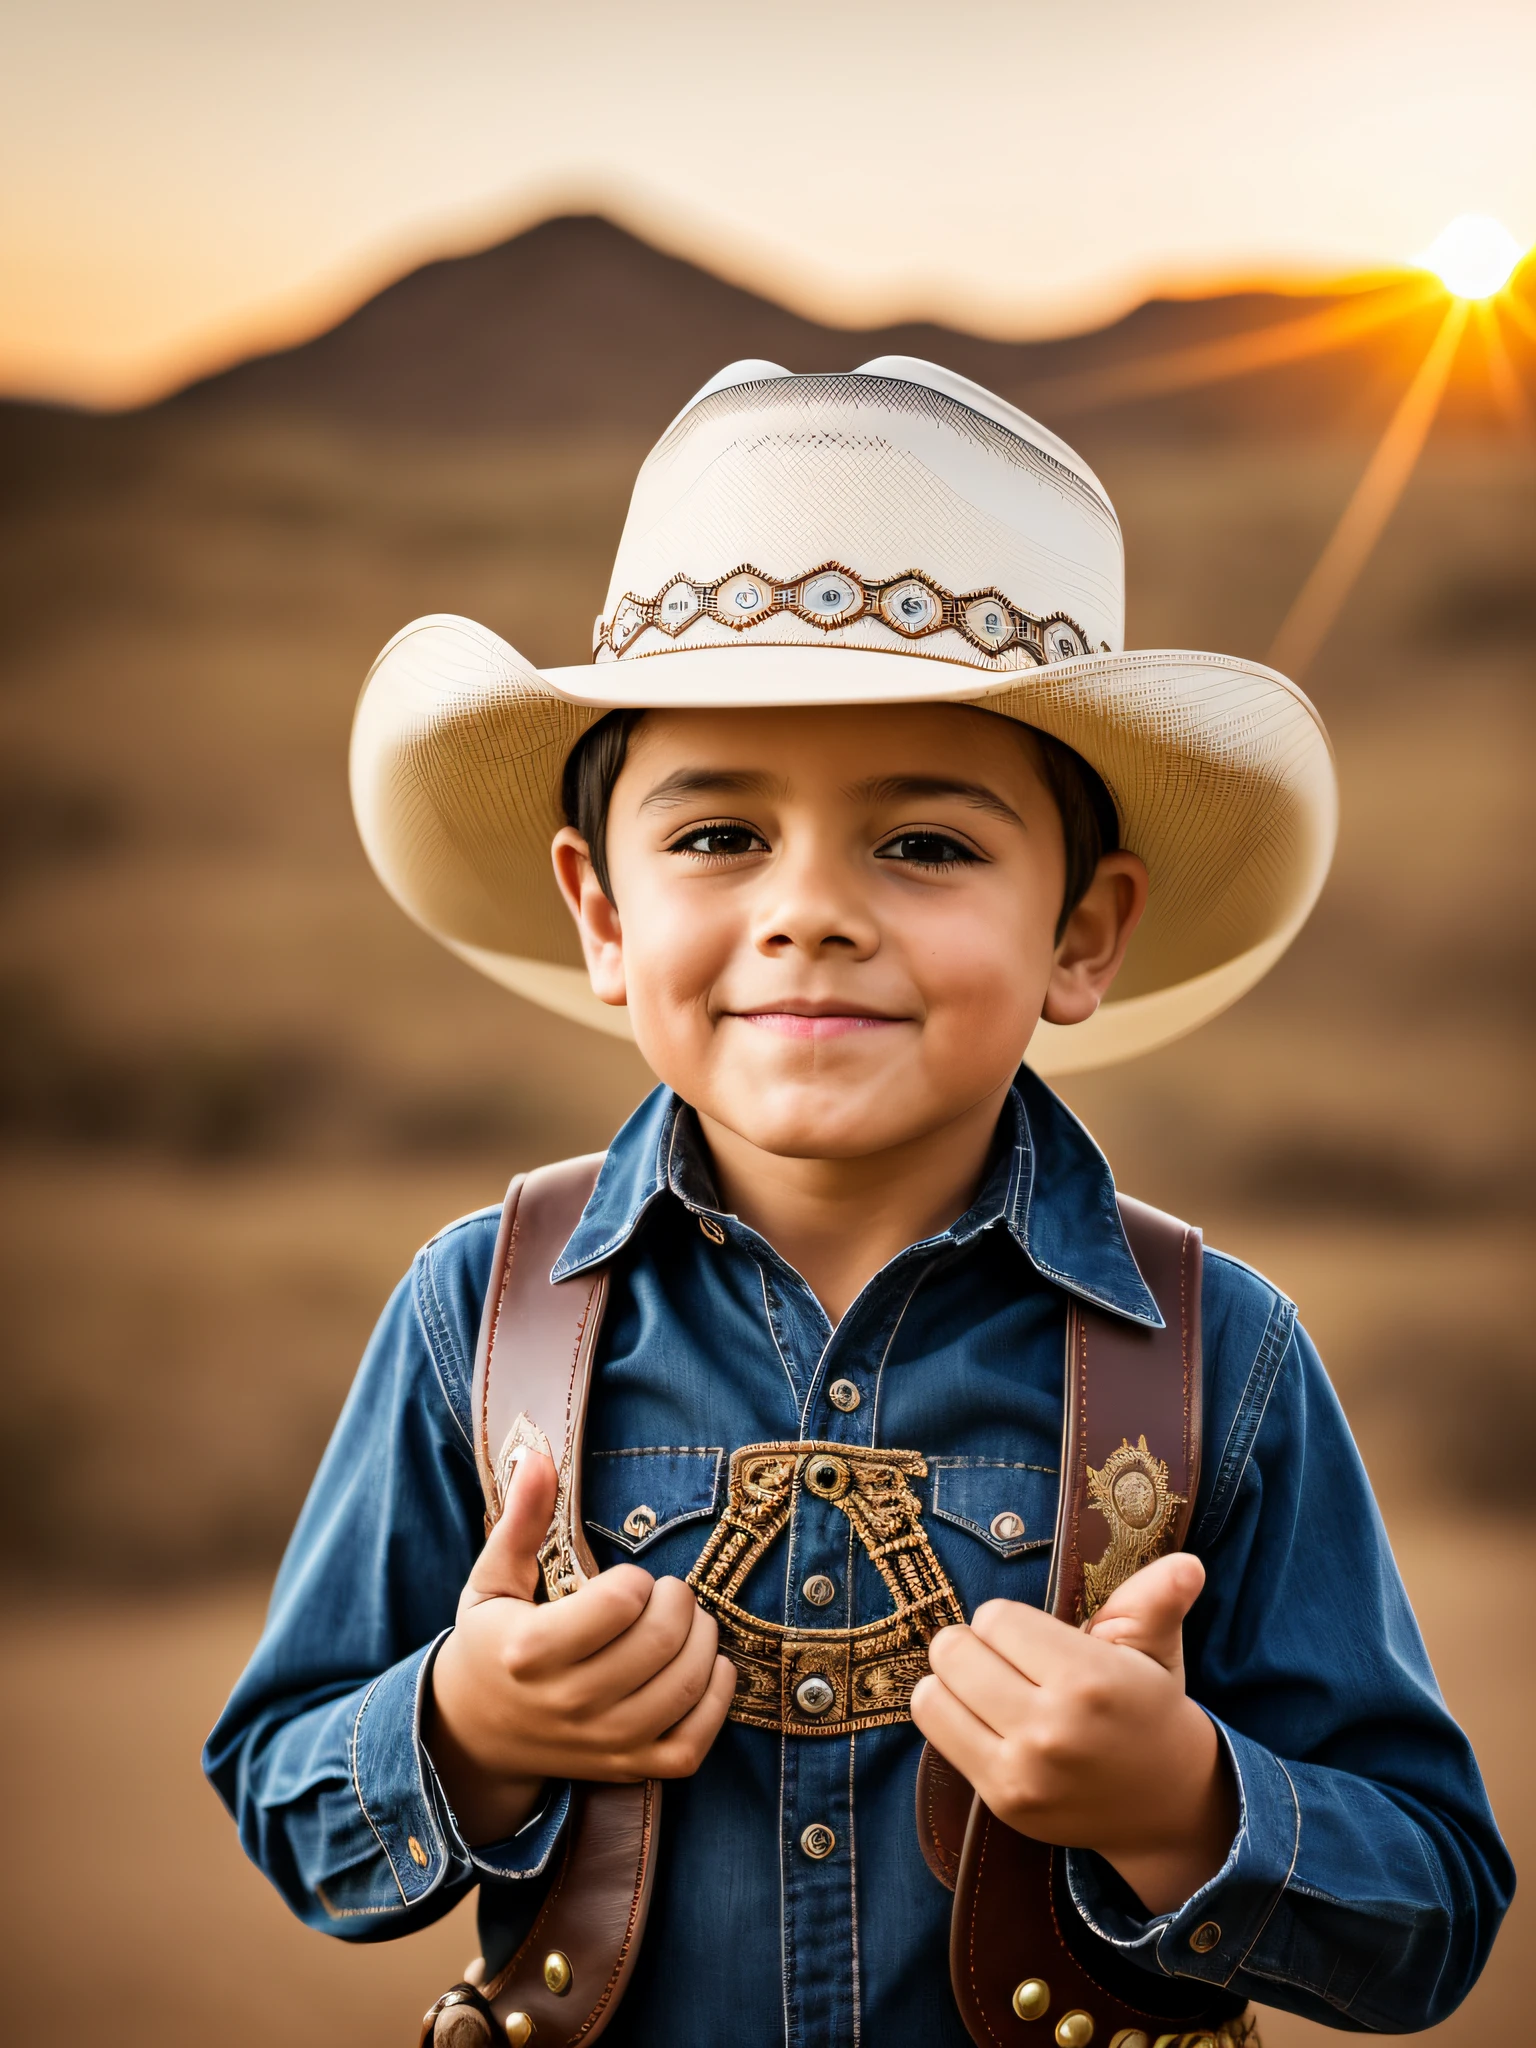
[802,1573,837,1606]
[827,1378,861,1412]
[1190,1919,1222,1952]
[799,1822,837,1859]
[990,1510,1026,1541]
[407,1835,429,1868]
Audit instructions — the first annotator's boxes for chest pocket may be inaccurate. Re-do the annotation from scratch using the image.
[585,1447,724,1555]
[929,1459,1058,1559]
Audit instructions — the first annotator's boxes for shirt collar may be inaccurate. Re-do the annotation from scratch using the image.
[551,1066,1161,1327]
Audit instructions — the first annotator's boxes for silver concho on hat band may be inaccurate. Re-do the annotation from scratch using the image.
[594,561,1103,666]
[879,577,942,636]
[714,572,773,625]
[798,571,861,622]
[964,595,1015,650]
[656,579,702,633]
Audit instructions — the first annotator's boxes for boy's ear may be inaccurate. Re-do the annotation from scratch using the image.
[1042,851,1149,1028]
[551,827,628,1008]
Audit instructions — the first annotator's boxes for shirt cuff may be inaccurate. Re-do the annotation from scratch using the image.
[350,1628,462,1908]
[1064,1714,1301,1985]
[463,1782,573,1881]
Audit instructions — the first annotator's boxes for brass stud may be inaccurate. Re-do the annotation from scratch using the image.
[799,1821,837,1860]
[407,1835,429,1867]
[503,2016,534,2047]
[542,1951,572,1996]
[990,1510,1026,1541]
[1106,2032,1150,2048]
[1054,2013,1095,2048]
[794,1673,837,1717]
[827,1378,861,1412]
[621,1504,657,1541]
[1011,1977,1051,2020]
[1189,1919,1222,1953]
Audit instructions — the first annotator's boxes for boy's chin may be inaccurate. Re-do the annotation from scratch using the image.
[695,1072,972,1165]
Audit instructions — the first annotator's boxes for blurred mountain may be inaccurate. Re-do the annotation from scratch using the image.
[153,212,1514,442]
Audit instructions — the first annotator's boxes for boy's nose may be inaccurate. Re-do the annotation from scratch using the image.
[750,856,878,958]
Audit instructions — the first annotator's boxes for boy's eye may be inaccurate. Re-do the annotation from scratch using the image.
[669,824,769,859]
[875,831,980,868]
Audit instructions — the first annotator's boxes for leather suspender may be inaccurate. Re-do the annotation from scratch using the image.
[424,1156,657,2048]
[424,1163,1248,2048]
[924,1195,1246,2046]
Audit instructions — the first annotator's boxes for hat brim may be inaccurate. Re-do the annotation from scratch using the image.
[350,617,1336,1075]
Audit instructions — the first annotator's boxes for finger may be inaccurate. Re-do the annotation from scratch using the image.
[565,1577,703,1708]
[513,1563,657,1669]
[598,1596,722,1740]
[467,1450,558,1603]
[910,1671,1005,1789]
[968,1598,1089,1685]
[642,1652,739,1777]
[1085,1554,1204,1671]
[926,1623,1042,1739]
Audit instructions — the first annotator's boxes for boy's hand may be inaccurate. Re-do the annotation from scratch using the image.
[426,1450,737,1846]
[910,1554,1236,1914]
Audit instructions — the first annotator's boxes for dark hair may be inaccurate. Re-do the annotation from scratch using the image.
[561,709,1119,938]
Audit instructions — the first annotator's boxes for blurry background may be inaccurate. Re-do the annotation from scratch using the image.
[0,4,1531,2043]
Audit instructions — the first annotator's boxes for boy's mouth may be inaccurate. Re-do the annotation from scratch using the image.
[731,1005,904,1040]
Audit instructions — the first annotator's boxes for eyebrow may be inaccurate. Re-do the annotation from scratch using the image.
[638,767,784,811]
[849,775,1025,827]
[635,766,1024,827]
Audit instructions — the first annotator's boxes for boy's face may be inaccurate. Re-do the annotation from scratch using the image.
[553,704,1144,1164]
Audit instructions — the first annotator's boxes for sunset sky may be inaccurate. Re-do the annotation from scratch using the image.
[4,0,1534,407]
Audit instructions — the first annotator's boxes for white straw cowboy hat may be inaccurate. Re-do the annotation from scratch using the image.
[351,357,1336,1074]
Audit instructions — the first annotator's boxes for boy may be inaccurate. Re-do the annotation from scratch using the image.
[206,358,1511,2045]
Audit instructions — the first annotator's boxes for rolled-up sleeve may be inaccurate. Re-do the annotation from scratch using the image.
[1066,1271,1514,2031]
[202,1213,569,1939]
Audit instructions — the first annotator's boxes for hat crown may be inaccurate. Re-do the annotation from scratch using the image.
[597,359,1124,670]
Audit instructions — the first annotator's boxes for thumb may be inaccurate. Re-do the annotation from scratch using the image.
[465,1449,558,1606]
[1084,1551,1204,1673]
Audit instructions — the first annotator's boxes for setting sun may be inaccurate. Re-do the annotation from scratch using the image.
[1420,214,1525,300]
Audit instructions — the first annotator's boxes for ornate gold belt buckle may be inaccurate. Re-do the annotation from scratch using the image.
[686,1440,967,1736]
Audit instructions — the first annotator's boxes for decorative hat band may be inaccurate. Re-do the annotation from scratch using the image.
[593,562,1105,666]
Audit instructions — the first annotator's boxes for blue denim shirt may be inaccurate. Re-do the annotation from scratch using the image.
[205,1069,1511,2039]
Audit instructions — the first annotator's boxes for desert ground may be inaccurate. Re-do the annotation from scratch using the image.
[0,244,1531,2039]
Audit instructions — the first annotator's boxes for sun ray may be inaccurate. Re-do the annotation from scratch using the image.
[1020,276,1438,415]
[1268,299,1470,681]
[1496,287,1536,349]
[1474,300,1535,438]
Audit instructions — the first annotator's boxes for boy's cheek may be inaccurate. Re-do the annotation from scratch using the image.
[617,894,1052,1136]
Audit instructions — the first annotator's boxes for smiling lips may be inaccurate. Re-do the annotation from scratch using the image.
[735,1010,902,1039]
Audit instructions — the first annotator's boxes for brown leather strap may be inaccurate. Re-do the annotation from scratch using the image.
[423,1154,657,2048]
[1046,1193,1202,1629]
[930,1195,1244,2045]
[915,1741,974,1892]
[474,1152,610,1569]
